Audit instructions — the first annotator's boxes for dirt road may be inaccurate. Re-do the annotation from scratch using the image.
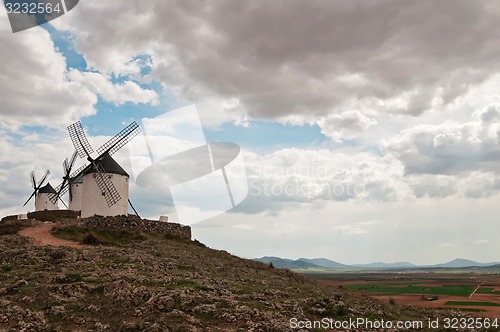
[18,222,84,248]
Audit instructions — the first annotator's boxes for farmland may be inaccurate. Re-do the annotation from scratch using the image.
[306,270,500,318]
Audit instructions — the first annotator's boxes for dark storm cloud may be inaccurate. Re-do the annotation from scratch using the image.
[55,0,500,120]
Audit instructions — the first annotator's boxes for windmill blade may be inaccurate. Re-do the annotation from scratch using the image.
[96,121,141,157]
[68,150,78,170]
[50,181,70,204]
[68,121,94,158]
[23,191,36,207]
[71,164,89,178]
[49,163,88,204]
[63,158,69,174]
[37,169,50,188]
[30,171,36,189]
[68,163,90,202]
[58,197,69,209]
[93,162,121,207]
[70,164,89,182]
[49,183,63,204]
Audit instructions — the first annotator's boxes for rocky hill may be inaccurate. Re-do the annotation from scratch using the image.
[0,217,470,331]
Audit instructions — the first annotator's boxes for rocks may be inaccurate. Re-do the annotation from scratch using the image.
[59,215,191,240]
[0,221,478,331]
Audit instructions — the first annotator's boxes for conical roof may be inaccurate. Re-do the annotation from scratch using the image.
[83,153,129,177]
[38,182,57,194]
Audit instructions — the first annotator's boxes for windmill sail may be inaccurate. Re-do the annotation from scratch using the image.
[93,160,121,207]
[65,120,141,209]
[68,121,94,158]
[49,159,87,204]
[96,121,141,156]
[23,169,50,207]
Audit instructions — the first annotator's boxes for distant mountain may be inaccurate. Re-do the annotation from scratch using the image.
[352,262,417,269]
[487,264,500,269]
[254,257,500,270]
[432,258,500,268]
[297,258,349,268]
[254,257,320,269]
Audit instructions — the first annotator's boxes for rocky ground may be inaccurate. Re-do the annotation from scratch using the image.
[0,218,481,331]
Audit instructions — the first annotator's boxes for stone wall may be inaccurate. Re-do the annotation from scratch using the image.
[59,215,191,241]
[27,210,81,222]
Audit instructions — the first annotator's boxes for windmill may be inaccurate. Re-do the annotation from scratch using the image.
[65,121,141,218]
[23,169,58,211]
[49,150,87,211]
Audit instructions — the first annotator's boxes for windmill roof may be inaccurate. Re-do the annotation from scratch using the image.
[83,153,129,177]
[38,182,57,194]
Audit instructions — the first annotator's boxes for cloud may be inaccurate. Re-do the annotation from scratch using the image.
[0,22,96,129]
[0,14,158,131]
[317,111,377,141]
[332,225,368,235]
[50,0,500,129]
[67,70,159,106]
[0,129,78,216]
[438,242,459,249]
[380,104,500,175]
[231,148,411,214]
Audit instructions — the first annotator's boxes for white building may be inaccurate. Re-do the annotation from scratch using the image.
[80,153,129,218]
[68,176,83,211]
[35,183,59,211]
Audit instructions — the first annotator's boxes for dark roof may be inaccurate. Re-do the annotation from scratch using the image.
[38,182,57,194]
[82,153,129,177]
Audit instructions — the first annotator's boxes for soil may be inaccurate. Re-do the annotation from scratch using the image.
[17,221,84,248]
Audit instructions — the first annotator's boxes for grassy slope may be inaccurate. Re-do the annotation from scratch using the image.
[0,221,484,331]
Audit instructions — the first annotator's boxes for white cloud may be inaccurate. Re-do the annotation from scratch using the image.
[0,22,96,129]
[0,130,77,216]
[380,104,500,175]
[438,242,459,248]
[234,148,412,214]
[67,70,159,106]
[332,225,368,235]
[317,111,377,141]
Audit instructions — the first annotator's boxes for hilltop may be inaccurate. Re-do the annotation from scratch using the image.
[0,217,469,331]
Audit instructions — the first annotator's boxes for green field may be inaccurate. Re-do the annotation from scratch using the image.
[436,307,487,313]
[476,287,500,294]
[346,284,475,297]
[445,301,500,307]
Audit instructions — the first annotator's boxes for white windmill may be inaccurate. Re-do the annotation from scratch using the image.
[54,121,141,218]
[23,169,59,211]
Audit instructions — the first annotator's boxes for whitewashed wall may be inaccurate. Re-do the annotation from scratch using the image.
[80,173,129,218]
[68,183,83,211]
[35,193,59,211]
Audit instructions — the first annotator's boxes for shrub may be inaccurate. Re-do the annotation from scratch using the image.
[81,232,99,245]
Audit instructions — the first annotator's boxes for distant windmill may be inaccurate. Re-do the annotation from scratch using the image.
[23,169,58,211]
[49,150,87,210]
[65,121,141,218]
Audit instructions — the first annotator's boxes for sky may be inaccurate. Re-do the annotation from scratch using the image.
[1,0,500,265]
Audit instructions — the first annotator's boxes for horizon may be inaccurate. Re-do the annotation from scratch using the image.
[2,1,500,265]
[252,256,500,267]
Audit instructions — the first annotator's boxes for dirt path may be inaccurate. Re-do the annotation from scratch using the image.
[469,281,484,299]
[18,222,85,248]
